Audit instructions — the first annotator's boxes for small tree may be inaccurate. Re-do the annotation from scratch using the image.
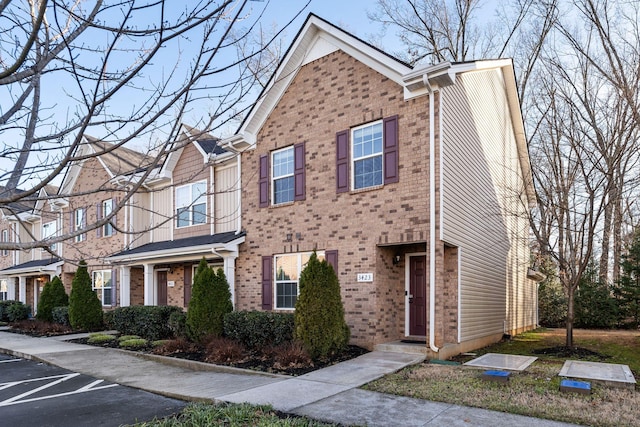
[574,263,618,329]
[69,261,103,331]
[36,276,68,323]
[536,257,567,328]
[294,252,349,359]
[187,258,232,342]
[615,229,640,328]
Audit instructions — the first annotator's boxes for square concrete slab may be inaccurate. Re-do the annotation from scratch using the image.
[464,353,537,371]
[559,360,636,389]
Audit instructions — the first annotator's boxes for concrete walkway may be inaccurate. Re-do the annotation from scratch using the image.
[0,330,581,426]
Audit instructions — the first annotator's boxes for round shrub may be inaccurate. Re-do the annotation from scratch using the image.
[52,306,70,326]
[108,305,182,341]
[88,333,116,344]
[119,338,148,349]
[224,311,294,349]
[294,252,350,360]
[68,261,103,331]
[187,258,233,343]
[36,276,69,323]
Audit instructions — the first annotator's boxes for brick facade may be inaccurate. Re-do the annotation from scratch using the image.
[236,50,442,349]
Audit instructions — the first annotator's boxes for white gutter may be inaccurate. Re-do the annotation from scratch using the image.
[428,86,439,354]
[236,152,242,234]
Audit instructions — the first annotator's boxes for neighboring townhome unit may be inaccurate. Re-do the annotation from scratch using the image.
[0,186,63,313]
[106,124,244,309]
[227,14,539,358]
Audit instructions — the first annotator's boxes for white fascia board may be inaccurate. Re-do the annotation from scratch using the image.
[5,261,63,276]
[240,15,411,141]
[107,236,245,264]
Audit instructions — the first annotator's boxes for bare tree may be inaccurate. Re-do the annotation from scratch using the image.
[0,0,305,251]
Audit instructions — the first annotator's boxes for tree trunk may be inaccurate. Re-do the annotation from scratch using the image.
[599,193,613,284]
[565,284,575,349]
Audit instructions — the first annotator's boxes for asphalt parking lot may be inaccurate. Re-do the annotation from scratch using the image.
[0,353,188,427]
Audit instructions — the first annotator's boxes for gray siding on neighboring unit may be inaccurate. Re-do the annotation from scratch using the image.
[442,69,535,342]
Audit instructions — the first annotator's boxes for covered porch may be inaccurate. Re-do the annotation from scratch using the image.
[0,258,64,314]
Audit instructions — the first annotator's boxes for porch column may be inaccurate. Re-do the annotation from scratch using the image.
[223,255,237,308]
[120,266,131,307]
[18,277,26,304]
[143,264,155,306]
[7,277,16,300]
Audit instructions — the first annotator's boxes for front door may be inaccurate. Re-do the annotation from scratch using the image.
[157,271,167,306]
[409,256,427,336]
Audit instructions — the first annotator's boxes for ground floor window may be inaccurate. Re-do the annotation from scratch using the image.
[0,279,7,301]
[274,251,324,309]
[92,270,112,306]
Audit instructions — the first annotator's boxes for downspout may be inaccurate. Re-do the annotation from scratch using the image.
[236,151,242,235]
[428,82,440,354]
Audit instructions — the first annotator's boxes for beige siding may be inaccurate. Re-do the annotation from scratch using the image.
[151,186,172,242]
[128,192,151,248]
[214,163,239,233]
[16,224,32,264]
[441,69,535,342]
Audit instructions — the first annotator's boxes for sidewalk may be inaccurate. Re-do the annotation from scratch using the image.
[0,330,581,427]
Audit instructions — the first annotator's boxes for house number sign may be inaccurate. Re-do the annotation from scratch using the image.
[357,273,373,282]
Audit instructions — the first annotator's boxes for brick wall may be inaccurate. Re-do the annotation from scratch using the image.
[236,50,435,349]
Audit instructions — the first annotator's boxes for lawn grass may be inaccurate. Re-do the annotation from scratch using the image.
[364,328,640,427]
[129,402,341,426]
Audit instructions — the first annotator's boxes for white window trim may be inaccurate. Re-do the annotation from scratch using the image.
[0,279,7,301]
[176,180,208,228]
[351,120,384,191]
[271,146,295,205]
[42,220,57,250]
[1,229,8,256]
[102,199,114,237]
[74,208,85,242]
[92,270,112,306]
[274,251,325,310]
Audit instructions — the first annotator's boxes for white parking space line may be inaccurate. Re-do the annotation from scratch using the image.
[0,373,119,407]
[0,359,21,363]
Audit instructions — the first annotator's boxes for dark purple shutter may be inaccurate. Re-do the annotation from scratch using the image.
[294,142,306,201]
[383,115,399,184]
[259,154,269,207]
[111,269,117,307]
[326,250,338,275]
[69,211,74,235]
[261,256,273,310]
[184,264,192,308]
[96,203,102,237]
[336,130,349,193]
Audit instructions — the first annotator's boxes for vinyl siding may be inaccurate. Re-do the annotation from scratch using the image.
[214,163,239,233]
[441,69,535,342]
[129,192,151,247]
[151,186,172,242]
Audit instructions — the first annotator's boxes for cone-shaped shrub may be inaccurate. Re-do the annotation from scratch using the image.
[187,258,233,343]
[294,252,350,359]
[69,261,103,331]
[36,276,68,322]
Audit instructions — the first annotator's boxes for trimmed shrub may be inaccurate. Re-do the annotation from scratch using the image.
[108,305,183,341]
[88,333,116,344]
[294,252,350,359]
[169,310,187,338]
[186,258,233,343]
[119,338,148,349]
[36,276,68,323]
[52,306,70,326]
[0,300,30,322]
[204,336,247,364]
[68,261,103,331]
[224,311,294,349]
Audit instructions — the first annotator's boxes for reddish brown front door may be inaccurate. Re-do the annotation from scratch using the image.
[409,256,427,336]
[157,271,167,306]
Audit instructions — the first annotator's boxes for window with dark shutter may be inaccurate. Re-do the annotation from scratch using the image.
[96,203,103,238]
[259,154,269,207]
[294,142,306,201]
[336,130,349,193]
[262,256,273,310]
[383,115,399,184]
[111,269,117,307]
[184,264,192,306]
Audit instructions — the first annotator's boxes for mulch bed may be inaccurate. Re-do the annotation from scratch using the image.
[67,336,368,376]
[532,346,610,360]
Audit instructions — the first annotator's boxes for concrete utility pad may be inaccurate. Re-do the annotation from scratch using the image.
[464,353,537,371]
[559,360,636,389]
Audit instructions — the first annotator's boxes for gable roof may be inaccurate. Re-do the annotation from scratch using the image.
[0,257,63,275]
[160,124,229,176]
[59,136,154,197]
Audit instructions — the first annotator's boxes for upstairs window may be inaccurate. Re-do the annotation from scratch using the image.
[352,121,383,189]
[74,208,86,242]
[42,221,57,250]
[1,229,8,256]
[176,181,207,228]
[101,199,114,237]
[272,147,295,204]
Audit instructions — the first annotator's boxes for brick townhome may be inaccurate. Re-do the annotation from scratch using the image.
[228,14,538,357]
